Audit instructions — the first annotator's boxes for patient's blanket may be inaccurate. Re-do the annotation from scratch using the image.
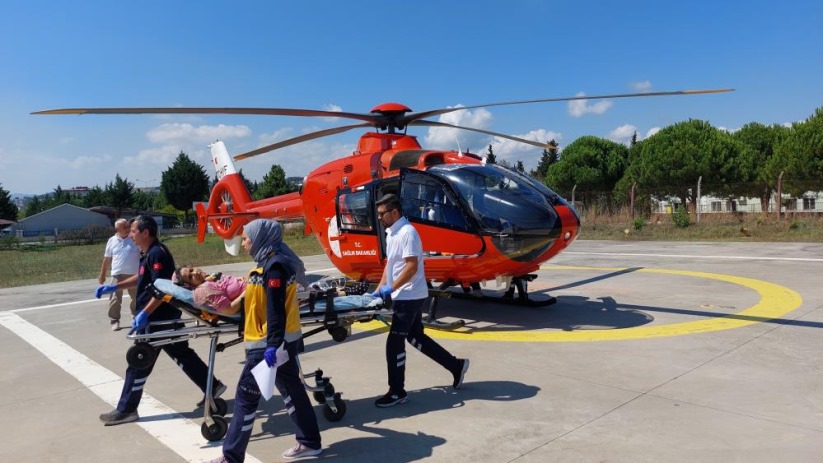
[153,279,381,320]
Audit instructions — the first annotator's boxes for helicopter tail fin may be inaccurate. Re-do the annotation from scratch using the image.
[195,202,208,243]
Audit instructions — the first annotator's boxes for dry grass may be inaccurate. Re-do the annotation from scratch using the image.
[581,210,823,242]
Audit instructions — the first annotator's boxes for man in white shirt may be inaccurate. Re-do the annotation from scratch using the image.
[372,194,469,407]
[98,218,140,330]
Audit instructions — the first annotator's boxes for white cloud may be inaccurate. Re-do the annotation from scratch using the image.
[632,81,653,92]
[146,123,251,144]
[124,144,185,166]
[321,104,343,122]
[645,127,660,138]
[608,124,638,145]
[423,105,493,151]
[68,154,113,168]
[568,92,613,117]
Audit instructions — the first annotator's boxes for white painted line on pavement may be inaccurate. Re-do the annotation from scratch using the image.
[0,311,262,463]
[565,251,823,262]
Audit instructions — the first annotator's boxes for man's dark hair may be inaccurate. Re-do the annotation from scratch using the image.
[131,215,158,238]
[376,193,401,211]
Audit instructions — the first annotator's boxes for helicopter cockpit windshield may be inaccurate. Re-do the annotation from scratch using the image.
[400,164,566,262]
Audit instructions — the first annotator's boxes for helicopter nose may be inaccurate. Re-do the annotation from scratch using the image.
[487,199,561,263]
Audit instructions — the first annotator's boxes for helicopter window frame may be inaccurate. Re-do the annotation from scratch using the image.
[336,188,374,233]
[398,168,472,232]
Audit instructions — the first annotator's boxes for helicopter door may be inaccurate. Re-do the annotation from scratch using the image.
[398,169,484,256]
[331,188,383,272]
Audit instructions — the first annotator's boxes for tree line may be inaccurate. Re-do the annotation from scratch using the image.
[0,152,297,223]
[542,107,822,214]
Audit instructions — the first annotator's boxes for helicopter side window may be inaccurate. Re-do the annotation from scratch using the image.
[400,172,468,229]
[338,190,373,232]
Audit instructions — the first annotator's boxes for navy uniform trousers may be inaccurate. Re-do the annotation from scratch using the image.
[387,298,460,392]
[117,334,212,413]
[223,346,321,463]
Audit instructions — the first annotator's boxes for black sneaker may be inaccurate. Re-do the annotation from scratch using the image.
[99,409,139,426]
[452,358,470,389]
[197,380,228,407]
[374,390,408,408]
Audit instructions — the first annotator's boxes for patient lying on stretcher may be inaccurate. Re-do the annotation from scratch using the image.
[173,266,246,316]
[171,266,382,319]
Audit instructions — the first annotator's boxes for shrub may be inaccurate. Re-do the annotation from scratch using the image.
[672,207,691,228]
[633,217,645,230]
[789,220,800,230]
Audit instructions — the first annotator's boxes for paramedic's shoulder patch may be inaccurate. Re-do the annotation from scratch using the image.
[268,278,281,288]
[153,263,163,271]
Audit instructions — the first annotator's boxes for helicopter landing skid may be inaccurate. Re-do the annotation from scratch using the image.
[422,289,465,331]
[450,291,557,307]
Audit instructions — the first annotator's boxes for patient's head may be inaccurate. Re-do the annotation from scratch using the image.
[173,266,210,288]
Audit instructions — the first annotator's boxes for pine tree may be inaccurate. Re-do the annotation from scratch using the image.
[485,144,497,164]
[105,174,135,218]
[515,160,525,173]
[530,139,559,181]
[254,164,295,200]
[0,184,19,221]
[630,131,638,147]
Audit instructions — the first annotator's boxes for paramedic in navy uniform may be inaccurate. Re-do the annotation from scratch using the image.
[209,219,322,463]
[372,194,470,408]
[95,215,222,426]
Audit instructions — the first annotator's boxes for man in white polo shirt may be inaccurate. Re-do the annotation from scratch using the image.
[372,193,470,407]
[98,218,140,330]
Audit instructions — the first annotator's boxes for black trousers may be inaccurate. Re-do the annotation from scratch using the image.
[386,298,460,392]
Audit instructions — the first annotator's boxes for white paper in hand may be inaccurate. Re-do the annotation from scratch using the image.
[250,344,289,401]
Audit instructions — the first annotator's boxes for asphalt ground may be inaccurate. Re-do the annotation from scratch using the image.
[2,240,822,463]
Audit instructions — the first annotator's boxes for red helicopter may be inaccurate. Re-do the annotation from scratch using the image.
[35,88,731,324]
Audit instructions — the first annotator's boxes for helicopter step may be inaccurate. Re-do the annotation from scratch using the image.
[439,275,557,308]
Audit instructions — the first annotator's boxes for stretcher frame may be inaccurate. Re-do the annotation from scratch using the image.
[124,278,392,442]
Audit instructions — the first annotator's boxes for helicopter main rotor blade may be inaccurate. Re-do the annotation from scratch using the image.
[410,120,552,149]
[33,106,379,123]
[233,122,373,160]
[401,88,734,125]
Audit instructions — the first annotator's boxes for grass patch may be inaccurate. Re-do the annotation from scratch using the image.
[0,230,323,289]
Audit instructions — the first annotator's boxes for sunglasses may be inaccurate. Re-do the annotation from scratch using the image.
[377,208,397,218]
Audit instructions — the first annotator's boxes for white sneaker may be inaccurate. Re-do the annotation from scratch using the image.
[282,442,322,460]
[110,320,120,331]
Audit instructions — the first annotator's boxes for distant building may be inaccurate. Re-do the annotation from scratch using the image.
[7,203,111,238]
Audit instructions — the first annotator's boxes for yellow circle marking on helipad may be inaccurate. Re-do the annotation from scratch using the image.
[355,266,803,342]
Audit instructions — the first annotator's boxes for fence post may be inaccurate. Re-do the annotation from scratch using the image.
[696,176,702,223]
[630,182,636,219]
[776,171,784,219]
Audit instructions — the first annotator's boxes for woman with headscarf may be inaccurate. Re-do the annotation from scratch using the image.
[210,219,322,462]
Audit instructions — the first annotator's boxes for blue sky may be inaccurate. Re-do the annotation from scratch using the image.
[1,0,821,195]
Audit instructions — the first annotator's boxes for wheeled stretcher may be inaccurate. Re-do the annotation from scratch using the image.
[124,277,392,442]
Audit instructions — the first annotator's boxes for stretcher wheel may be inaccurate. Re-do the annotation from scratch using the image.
[330,326,348,342]
[212,397,228,417]
[126,342,155,370]
[201,415,228,442]
[312,391,327,404]
[322,396,346,422]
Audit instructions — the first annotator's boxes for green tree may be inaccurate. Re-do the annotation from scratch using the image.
[767,107,823,196]
[545,136,629,211]
[254,164,295,200]
[81,186,107,208]
[0,184,18,220]
[105,174,135,218]
[733,122,790,212]
[630,131,638,147]
[619,119,742,210]
[161,152,210,224]
[47,185,72,209]
[530,139,559,181]
[515,160,525,173]
[24,195,46,217]
[485,144,496,164]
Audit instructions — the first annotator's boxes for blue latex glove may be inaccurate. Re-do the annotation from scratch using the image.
[372,284,393,300]
[132,310,149,333]
[264,346,277,367]
[95,284,118,298]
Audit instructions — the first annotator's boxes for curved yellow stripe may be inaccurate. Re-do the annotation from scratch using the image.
[354,266,803,342]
